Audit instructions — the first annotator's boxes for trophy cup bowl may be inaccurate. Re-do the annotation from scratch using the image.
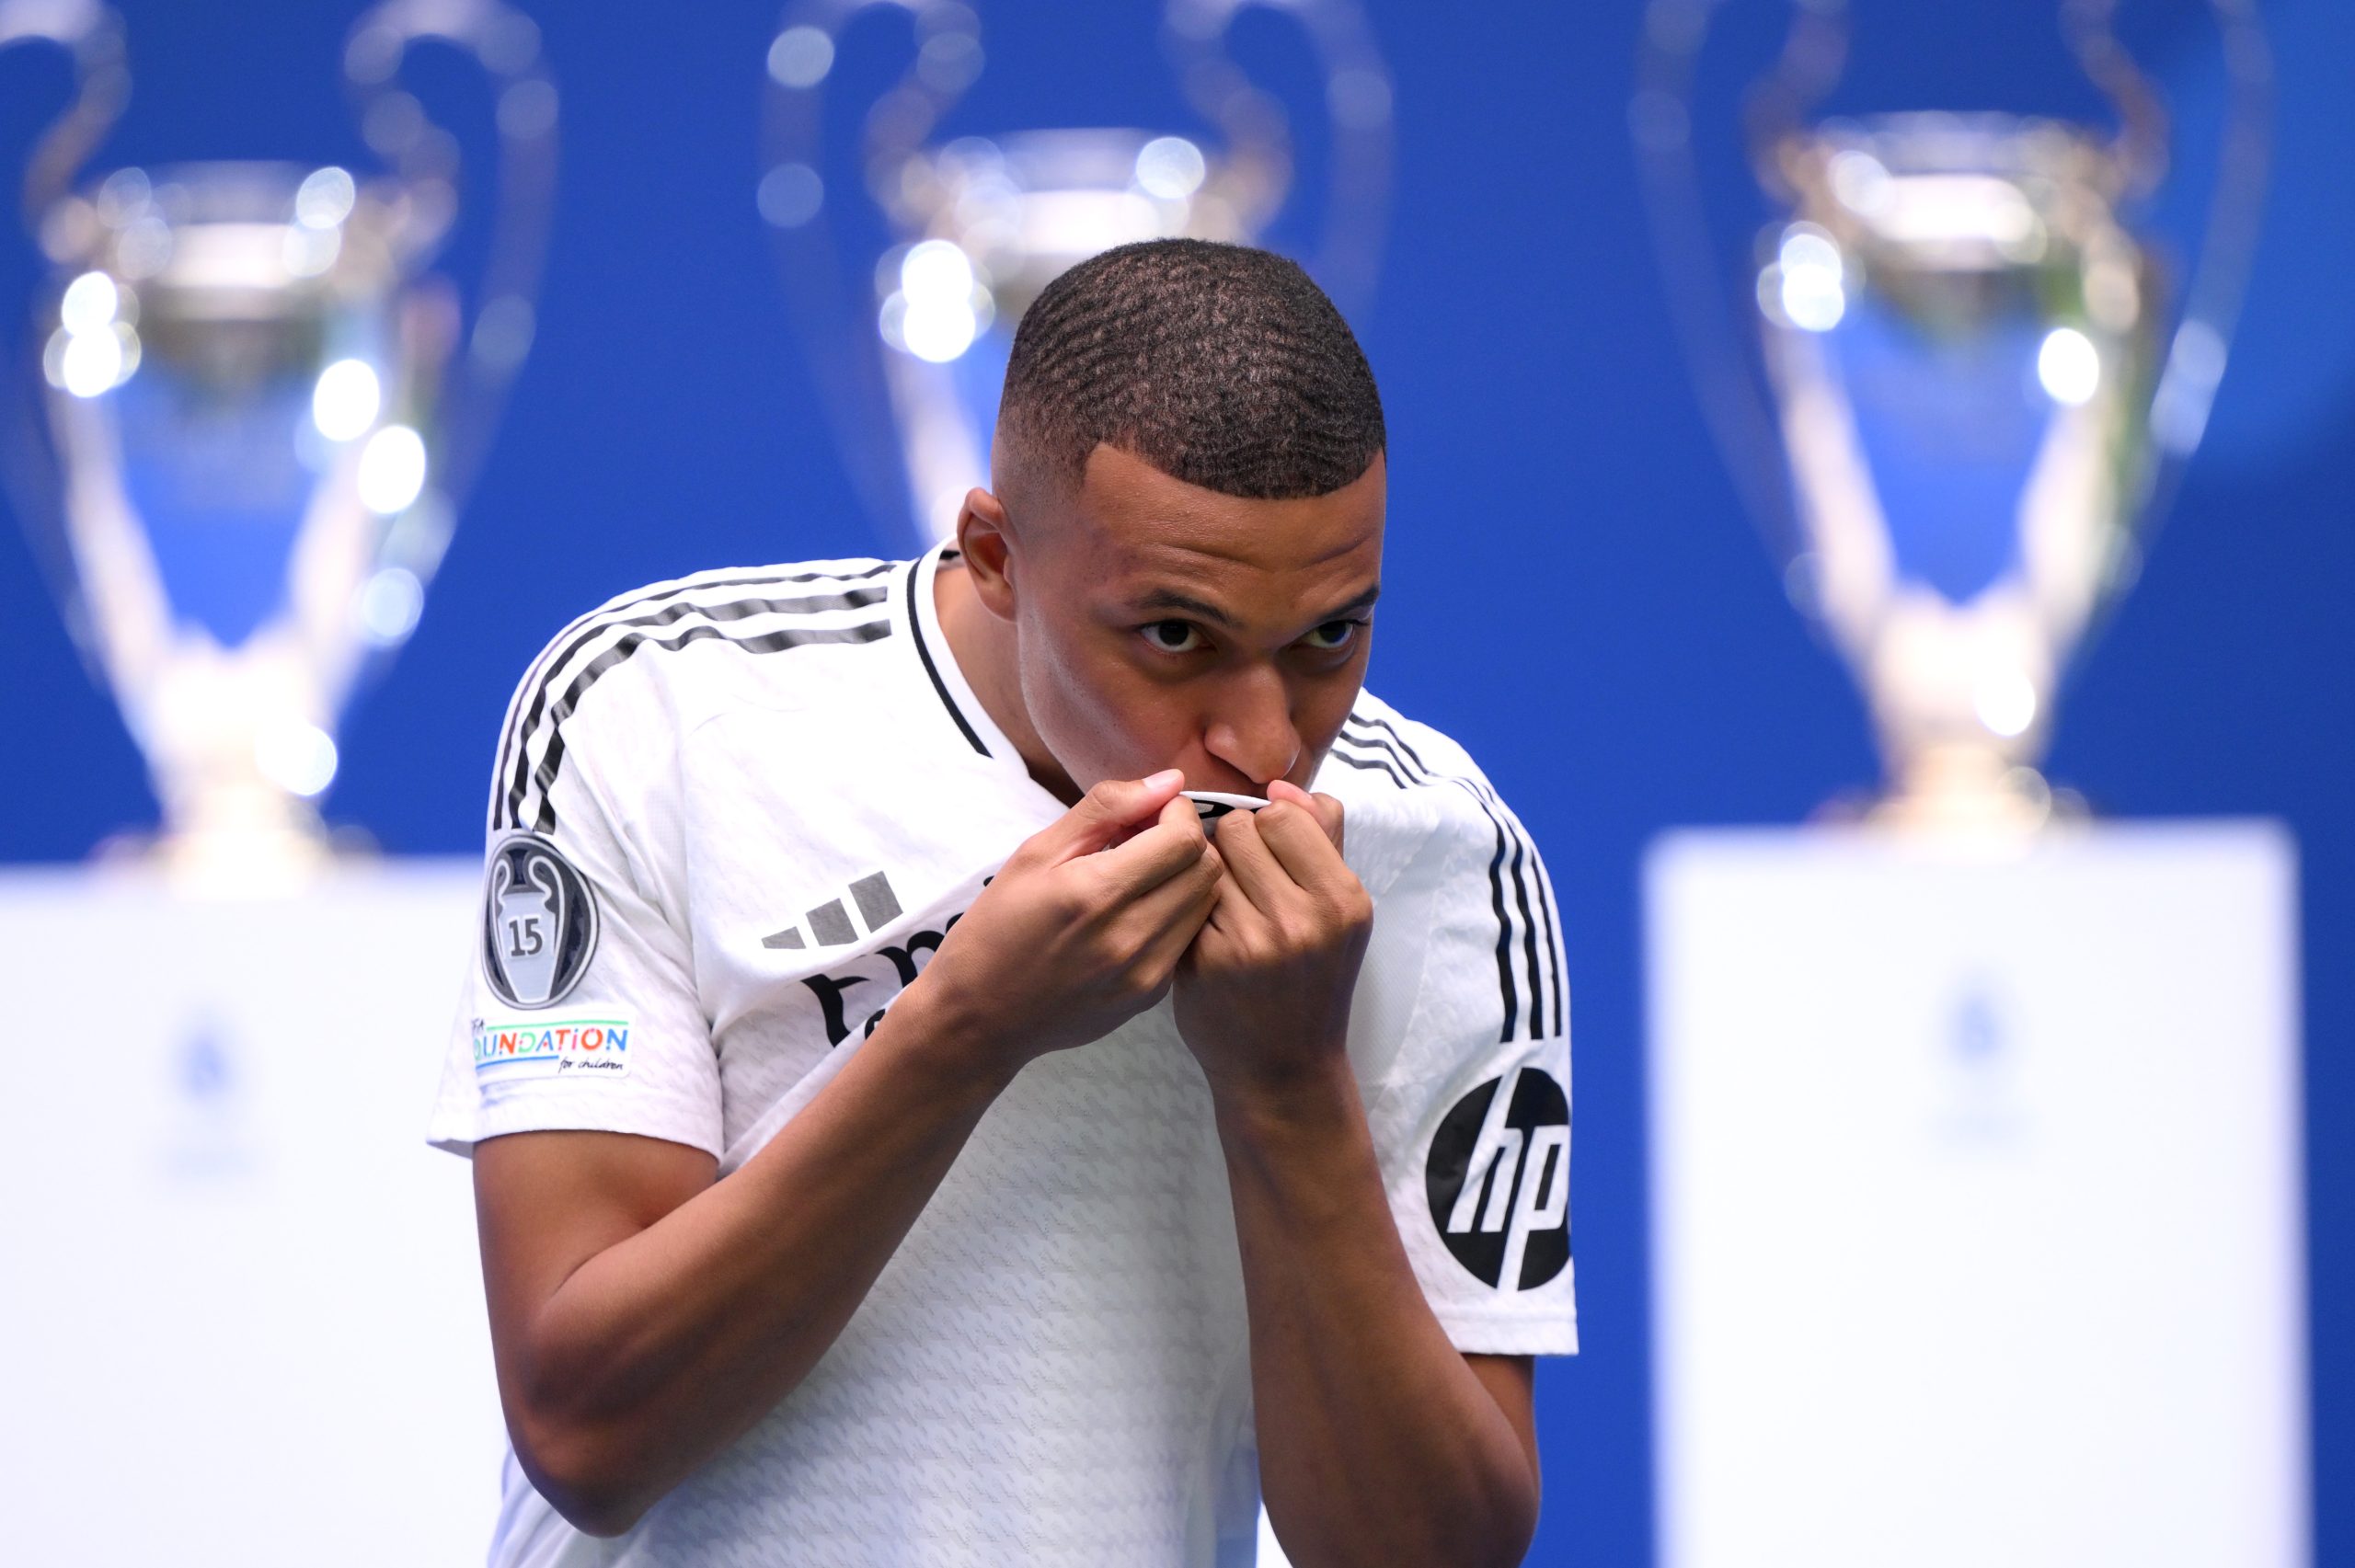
[866,124,1282,538]
[4,0,557,889]
[39,161,453,871]
[1635,0,2269,832]
[1757,114,2164,823]
[763,0,1390,544]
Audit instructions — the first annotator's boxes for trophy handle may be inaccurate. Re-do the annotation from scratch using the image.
[761,0,984,536]
[767,0,982,188]
[2100,0,2273,466]
[1740,1,2167,200]
[2058,0,2168,197]
[1161,0,1393,315]
[1630,0,1808,561]
[1630,0,2273,571]
[0,0,126,239]
[342,0,559,510]
[0,0,125,678]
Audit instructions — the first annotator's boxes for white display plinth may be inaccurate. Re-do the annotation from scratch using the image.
[0,860,500,1564]
[1647,821,2304,1568]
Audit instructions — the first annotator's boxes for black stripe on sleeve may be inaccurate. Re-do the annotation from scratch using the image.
[490,562,893,833]
[1321,747,1413,792]
[1530,838,1566,1030]
[501,583,889,830]
[1348,715,1555,1038]
[1503,828,1545,1039]
[1337,713,1560,1043]
[523,618,894,835]
[1330,730,1522,1044]
[1473,814,1519,1043]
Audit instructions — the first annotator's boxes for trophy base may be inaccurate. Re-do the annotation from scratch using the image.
[1646,822,2303,1566]
[95,797,376,899]
[1847,747,2087,840]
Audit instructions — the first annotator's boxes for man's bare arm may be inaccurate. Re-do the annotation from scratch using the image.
[475,995,1008,1536]
[474,775,1221,1536]
[1176,783,1541,1568]
[1217,1081,1541,1568]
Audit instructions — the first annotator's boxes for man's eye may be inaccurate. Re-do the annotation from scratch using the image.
[1302,620,1363,651]
[1143,620,1202,653]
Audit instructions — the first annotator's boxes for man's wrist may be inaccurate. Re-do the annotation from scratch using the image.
[878,973,1023,1102]
[1207,1048,1363,1150]
[1209,1049,1388,1249]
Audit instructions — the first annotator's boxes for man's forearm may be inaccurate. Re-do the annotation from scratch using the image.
[1215,1061,1540,1568]
[500,980,1012,1532]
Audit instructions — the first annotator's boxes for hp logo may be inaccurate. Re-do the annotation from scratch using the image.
[1424,1066,1571,1291]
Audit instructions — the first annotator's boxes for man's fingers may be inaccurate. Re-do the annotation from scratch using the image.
[1127,847,1224,972]
[1255,797,1358,898]
[1193,857,1258,944]
[1208,807,1293,915]
[1094,795,1212,894]
[1034,770,1187,864]
[1266,780,1344,853]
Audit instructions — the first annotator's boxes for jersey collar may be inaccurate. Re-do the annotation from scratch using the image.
[902,540,1026,771]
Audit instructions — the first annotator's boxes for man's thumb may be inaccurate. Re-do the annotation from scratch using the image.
[1047,769,1187,859]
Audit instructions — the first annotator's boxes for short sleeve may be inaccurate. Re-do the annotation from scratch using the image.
[426,632,722,1160]
[1349,732,1577,1357]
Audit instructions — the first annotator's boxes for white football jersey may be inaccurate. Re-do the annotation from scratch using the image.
[428,542,1576,1568]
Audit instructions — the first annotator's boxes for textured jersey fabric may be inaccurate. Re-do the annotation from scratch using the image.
[428,542,1576,1567]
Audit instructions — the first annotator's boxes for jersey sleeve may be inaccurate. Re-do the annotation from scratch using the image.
[1350,730,1576,1357]
[426,626,722,1160]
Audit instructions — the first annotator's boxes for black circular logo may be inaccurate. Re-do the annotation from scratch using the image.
[1424,1067,1571,1291]
[482,831,600,1010]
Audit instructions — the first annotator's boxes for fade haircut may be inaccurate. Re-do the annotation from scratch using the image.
[996,239,1385,501]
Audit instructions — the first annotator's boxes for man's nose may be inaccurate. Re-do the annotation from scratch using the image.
[1201,667,1302,787]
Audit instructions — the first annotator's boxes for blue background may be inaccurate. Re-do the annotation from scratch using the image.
[2,3,2348,1562]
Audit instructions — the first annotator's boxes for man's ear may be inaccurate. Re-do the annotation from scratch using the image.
[955,487,1018,620]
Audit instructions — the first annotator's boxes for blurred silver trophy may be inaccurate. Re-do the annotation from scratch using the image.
[0,0,556,887]
[761,0,1391,544]
[1635,0,2270,830]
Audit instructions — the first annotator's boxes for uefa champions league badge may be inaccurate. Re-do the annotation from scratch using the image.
[482,830,600,1010]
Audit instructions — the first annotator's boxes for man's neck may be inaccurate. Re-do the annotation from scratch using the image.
[932,555,1081,804]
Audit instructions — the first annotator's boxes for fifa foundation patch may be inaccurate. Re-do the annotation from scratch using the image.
[473,1017,634,1083]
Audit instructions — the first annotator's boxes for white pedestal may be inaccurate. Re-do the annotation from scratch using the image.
[1646,822,2305,1568]
[0,861,500,1564]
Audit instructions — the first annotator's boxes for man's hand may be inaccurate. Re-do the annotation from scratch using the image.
[1172,779,1373,1103]
[477,770,1223,1535]
[1180,781,1540,1568]
[919,769,1224,1071]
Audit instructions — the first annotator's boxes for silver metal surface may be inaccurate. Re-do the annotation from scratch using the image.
[3,0,558,887]
[1633,0,2271,830]
[761,0,1392,544]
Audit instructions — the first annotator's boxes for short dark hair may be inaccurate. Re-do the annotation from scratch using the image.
[996,239,1384,500]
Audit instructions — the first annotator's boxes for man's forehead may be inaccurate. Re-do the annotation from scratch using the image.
[1063,444,1384,565]
[1098,518,1380,574]
[1088,533,1383,640]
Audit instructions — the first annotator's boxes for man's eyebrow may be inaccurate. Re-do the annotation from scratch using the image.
[1132,589,1242,629]
[1130,582,1383,628]
[1317,583,1382,620]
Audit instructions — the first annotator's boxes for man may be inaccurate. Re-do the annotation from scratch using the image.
[431,239,1573,1568]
